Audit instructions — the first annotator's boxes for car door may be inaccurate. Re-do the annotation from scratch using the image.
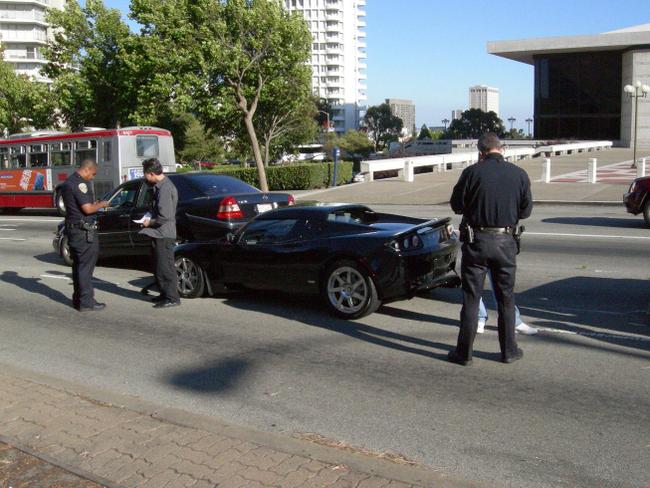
[97,180,140,253]
[129,181,154,255]
[222,218,306,289]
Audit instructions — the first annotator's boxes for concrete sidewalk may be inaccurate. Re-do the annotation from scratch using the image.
[294,148,648,206]
[0,364,478,488]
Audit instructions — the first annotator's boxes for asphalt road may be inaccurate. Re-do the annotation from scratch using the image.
[0,205,648,488]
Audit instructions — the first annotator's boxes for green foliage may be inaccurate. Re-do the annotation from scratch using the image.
[208,161,353,190]
[0,53,55,134]
[177,115,225,164]
[443,109,505,139]
[417,124,432,140]
[325,130,373,159]
[364,103,403,151]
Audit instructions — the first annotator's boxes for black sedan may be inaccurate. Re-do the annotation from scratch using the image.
[173,203,460,319]
[53,173,294,265]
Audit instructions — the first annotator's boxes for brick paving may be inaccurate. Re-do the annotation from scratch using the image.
[0,369,475,488]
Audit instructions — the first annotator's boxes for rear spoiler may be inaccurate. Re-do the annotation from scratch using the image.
[393,217,451,239]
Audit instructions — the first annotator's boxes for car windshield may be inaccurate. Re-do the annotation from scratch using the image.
[181,174,259,196]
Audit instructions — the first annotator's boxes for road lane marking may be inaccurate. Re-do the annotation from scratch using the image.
[0,237,26,241]
[538,327,650,343]
[0,228,16,231]
[527,232,650,240]
[0,218,60,222]
[40,274,70,280]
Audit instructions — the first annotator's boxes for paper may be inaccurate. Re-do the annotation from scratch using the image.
[132,212,152,224]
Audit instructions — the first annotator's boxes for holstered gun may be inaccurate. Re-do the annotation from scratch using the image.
[513,224,525,254]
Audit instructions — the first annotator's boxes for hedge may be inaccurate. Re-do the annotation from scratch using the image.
[202,161,353,190]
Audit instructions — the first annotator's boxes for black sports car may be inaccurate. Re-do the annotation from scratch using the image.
[173,203,460,319]
[53,173,294,265]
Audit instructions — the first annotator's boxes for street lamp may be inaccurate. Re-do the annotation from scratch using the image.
[525,117,533,137]
[507,117,516,132]
[624,81,650,168]
[442,118,449,130]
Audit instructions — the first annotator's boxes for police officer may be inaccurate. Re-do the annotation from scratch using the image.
[140,158,180,308]
[60,159,109,311]
[448,133,533,365]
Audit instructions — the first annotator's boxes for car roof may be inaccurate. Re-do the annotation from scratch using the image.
[256,203,372,221]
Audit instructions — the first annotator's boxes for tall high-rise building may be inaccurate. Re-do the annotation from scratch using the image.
[284,0,367,133]
[0,0,65,82]
[469,85,500,116]
[452,109,463,120]
[386,98,415,136]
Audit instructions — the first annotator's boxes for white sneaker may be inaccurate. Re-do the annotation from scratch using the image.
[515,322,538,335]
[477,319,486,334]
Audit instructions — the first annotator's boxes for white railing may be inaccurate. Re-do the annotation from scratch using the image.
[535,141,613,157]
[361,148,535,182]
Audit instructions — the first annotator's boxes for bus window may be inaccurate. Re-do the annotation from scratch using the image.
[29,144,48,167]
[74,140,97,166]
[103,140,112,163]
[0,148,8,169]
[10,146,26,168]
[50,142,72,166]
[136,135,159,158]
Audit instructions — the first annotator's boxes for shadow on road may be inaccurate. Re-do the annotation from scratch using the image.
[167,358,251,394]
[541,216,646,229]
[0,271,70,307]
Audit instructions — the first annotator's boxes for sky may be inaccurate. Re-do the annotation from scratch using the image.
[104,0,649,131]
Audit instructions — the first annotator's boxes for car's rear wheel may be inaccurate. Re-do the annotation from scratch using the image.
[323,260,380,319]
[175,255,205,298]
[60,235,73,266]
[643,200,650,227]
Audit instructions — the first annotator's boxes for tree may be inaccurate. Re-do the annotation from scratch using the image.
[176,114,225,165]
[417,124,432,140]
[364,103,403,152]
[443,108,505,139]
[0,53,55,134]
[44,0,137,129]
[132,0,313,191]
[315,97,333,131]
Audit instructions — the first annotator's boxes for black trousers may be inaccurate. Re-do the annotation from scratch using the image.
[152,237,179,302]
[68,228,99,309]
[455,232,519,360]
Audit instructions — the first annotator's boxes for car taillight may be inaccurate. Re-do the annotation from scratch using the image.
[217,196,243,219]
[288,195,295,206]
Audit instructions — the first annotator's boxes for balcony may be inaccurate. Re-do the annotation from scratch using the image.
[357,40,367,49]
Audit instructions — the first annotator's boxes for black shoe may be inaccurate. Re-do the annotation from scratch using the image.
[153,299,180,309]
[150,295,166,303]
[78,302,106,312]
[447,350,472,366]
[502,348,524,364]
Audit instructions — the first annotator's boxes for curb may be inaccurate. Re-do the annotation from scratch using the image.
[0,363,481,488]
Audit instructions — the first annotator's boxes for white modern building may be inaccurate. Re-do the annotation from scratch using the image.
[469,85,500,116]
[0,0,64,82]
[284,0,367,134]
[386,98,415,136]
[489,23,650,147]
[452,109,463,120]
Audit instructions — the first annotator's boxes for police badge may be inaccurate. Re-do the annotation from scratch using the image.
[78,183,88,194]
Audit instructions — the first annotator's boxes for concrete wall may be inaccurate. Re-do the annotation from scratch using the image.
[621,49,650,149]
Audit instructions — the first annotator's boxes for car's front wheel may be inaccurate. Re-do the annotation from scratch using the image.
[175,255,205,298]
[60,235,73,266]
[643,199,650,227]
[323,260,380,319]
[55,190,66,216]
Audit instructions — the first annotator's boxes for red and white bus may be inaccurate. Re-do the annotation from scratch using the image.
[0,127,176,214]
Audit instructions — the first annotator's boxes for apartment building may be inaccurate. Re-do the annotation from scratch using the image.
[469,85,500,116]
[284,0,367,133]
[0,0,64,82]
[386,98,415,136]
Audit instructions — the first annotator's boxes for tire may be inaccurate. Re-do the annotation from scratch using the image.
[55,190,66,216]
[175,255,205,298]
[643,200,650,227]
[322,259,380,319]
[60,235,73,267]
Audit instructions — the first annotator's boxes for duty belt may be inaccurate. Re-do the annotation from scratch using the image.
[65,221,97,230]
[475,226,514,234]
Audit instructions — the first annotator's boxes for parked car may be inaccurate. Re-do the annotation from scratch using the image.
[53,173,294,265]
[173,203,460,319]
[623,176,650,226]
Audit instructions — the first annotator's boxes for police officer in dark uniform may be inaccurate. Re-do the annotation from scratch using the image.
[60,159,109,311]
[448,133,533,365]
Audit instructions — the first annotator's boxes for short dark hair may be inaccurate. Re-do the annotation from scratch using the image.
[477,133,502,153]
[79,159,97,170]
[142,158,163,175]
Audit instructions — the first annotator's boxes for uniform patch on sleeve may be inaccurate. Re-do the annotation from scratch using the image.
[78,183,88,194]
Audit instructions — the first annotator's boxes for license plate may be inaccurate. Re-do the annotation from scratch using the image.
[257,203,273,213]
